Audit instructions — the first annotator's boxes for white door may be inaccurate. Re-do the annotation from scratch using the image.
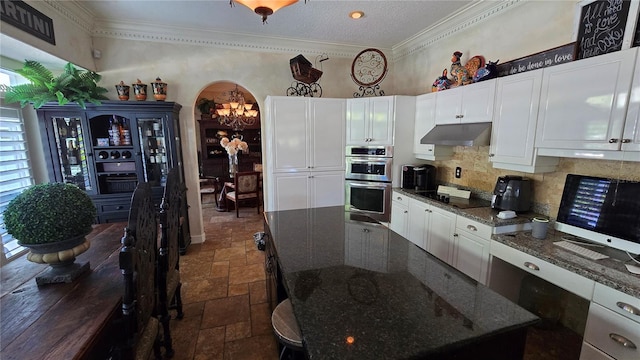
[368,97,394,145]
[310,171,345,208]
[427,206,456,265]
[454,231,490,284]
[271,97,309,172]
[346,98,369,144]
[272,172,310,211]
[491,69,543,165]
[622,53,640,152]
[310,98,346,171]
[414,93,436,155]
[389,201,409,238]
[460,79,496,123]
[536,49,636,151]
[434,86,462,124]
[407,199,429,250]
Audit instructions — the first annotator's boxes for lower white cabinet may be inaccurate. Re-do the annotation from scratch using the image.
[345,221,389,273]
[389,191,409,237]
[271,171,344,211]
[453,217,491,284]
[426,205,456,265]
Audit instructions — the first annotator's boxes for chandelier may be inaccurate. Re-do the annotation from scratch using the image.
[231,0,303,23]
[216,85,259,131]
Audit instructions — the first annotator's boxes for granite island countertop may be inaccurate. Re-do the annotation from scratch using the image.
[264,206,539,360]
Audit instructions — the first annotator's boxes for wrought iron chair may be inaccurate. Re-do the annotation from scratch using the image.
[157,168,185,357]
[225,171,261,218]
[118,182,161,360]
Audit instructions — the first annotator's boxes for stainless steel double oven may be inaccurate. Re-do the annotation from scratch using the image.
[345,145,393,222]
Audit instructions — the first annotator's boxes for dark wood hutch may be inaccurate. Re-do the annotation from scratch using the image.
[198,115,262,181]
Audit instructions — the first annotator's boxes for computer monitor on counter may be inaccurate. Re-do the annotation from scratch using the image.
[555,174,640,256]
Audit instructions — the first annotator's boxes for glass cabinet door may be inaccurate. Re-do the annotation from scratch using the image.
[50,116,94,192]
[137,117,169,187]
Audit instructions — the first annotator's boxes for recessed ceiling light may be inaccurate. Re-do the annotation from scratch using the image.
[349,11,364,20]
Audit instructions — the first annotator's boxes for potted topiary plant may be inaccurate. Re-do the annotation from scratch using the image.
[3,182,97,285]
[4,60,109,109]
[196,97,217,119]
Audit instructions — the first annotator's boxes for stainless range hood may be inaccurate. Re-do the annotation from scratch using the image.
[420,122,492,146]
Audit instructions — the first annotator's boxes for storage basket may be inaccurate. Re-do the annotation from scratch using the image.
[106,176,138,193]
[290,55,322,84]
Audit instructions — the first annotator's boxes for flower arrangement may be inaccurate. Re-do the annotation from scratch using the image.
[220,137,248,155]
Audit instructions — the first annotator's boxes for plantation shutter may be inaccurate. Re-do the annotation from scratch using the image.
[0,102,33,264]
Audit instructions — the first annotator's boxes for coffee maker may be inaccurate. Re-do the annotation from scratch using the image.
[491,175,532,212]
[402,164,436,191]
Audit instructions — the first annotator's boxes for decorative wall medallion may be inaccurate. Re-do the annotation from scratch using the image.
[351,48,387,97]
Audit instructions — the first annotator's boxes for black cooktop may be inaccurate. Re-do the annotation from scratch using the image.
[412,190,492,209]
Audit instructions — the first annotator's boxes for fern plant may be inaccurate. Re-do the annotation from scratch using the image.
[5,60,109,109]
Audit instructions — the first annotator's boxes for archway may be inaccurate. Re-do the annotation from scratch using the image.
[194,81,262,209]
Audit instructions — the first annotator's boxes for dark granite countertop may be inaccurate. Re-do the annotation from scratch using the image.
[393,188,640,300]
[264,206,538,359]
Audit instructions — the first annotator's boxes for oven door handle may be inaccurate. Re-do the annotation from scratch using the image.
[348,181,391,190]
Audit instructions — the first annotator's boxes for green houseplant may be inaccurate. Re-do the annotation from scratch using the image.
[196,97,217,116]
[4,183,97,284]
[4,60,109,109]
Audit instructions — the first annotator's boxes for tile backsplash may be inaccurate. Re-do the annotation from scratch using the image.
[433,146,640,218]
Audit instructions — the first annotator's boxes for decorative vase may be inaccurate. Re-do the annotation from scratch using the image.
[151,77,167,101]
[132,79,148,101]
[115,81,130,100]
[20,233,91,285]
[228,153,238,178]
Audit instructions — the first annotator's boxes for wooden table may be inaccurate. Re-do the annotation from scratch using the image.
[1,223,126,360]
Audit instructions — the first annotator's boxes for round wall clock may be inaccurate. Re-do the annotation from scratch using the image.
[351,48,388,87]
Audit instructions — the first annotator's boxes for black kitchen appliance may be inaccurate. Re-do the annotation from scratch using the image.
[414,165,436,191]
[491,175,531,212]
[401,165,416,189]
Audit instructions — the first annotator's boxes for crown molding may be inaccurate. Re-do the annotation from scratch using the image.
[48,0,523,62]
[392,0,525,61]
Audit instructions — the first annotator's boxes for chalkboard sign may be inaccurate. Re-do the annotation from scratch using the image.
[576,0,631,59]
[496,43,576,77]
[633,9,640,47]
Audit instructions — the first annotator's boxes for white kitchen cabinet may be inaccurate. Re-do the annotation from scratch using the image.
[389,191,409,238]
[536,48,637,153]
[622,52,640,152]
[490,68,558,173]
[345,221,389,273]
[426,205,456,265]
[434,79,496,125]
[346,96,394,145]
[580,342,615,360]
[271,171,344,211]
[407,198,430,250]
[413,93,454,161]
[453,217,491,284]
[264,96,346,211]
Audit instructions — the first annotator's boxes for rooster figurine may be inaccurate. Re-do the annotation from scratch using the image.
[450,51,485,87]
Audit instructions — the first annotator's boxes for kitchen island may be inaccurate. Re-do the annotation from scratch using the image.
[263,206,539,359]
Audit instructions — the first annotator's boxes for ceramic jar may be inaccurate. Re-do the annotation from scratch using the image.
[151,77,168,101]
[132,79,148,101]
[115,81,130,100]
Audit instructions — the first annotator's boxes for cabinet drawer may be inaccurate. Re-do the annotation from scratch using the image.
[99,203,130,212]
[585,303,640,360]
[392,191,410,207]
[456,216,492,239]
[592,283,640,324]
[490,241,594,299]
[580,342,615,360]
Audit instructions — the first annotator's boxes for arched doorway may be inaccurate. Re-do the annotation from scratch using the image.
[195,81,262,209]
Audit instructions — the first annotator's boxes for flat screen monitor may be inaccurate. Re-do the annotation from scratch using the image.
[556,174,640,255]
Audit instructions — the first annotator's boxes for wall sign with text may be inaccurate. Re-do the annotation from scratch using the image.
[496,43,576,77]
[574,0,635,59]
[0,0,55,45]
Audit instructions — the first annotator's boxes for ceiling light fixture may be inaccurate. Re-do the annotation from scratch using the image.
[216,85,259,131]
[349,11,364,20]
[231,0,304,23]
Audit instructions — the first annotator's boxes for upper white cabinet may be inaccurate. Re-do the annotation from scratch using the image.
[622,52,640,152]
[413,93,454,161]
[536,48,637,153]
[346,96,394,145]
[268,97,345,173]
[434,79,496,124]
[490,68,558,173]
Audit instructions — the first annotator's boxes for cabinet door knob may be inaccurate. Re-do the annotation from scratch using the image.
[362,228,370,233]
[116,206,123,210]
[489,153,495,157]
[621,139,632,143]
[616,302,640,316]
[466,225,477,232]
[609,138,619,143]
[396,196,402,200]
[403,210,408,213]
[609,333,637,349]
[524,262,540,271]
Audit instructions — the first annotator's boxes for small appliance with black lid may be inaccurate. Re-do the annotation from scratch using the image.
[491,175,531,212]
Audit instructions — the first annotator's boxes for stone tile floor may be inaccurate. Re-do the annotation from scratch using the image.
[168,199,279,360]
